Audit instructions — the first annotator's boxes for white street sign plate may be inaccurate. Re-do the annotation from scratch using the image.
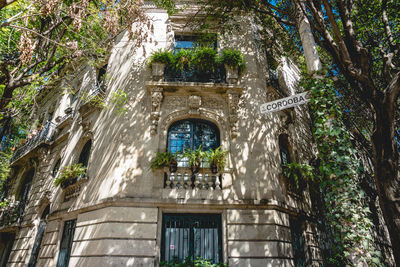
[260,92,309,114]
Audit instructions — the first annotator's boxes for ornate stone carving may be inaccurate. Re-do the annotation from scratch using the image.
[164,96,187,109]
[202,97,224,109]
[150,87,164,135]
[227,89,240,138]
[37,147,49,162]
[80,119,93,139]
[188,95,201,115]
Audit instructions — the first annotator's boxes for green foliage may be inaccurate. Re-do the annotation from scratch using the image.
[305,77,383,266]
[54,163,86,187]
[160,257,228,267]
[148,49,174,68]
[191,47,218,72]
[150,152,178,171]
[282,162,314,190]
[205,147,227,171]
[217,49,246,74]
[174,49,193,71]
[182,146,206,168]
[110,89,128,115]
[0,149,12,196]
[147,48,246,74]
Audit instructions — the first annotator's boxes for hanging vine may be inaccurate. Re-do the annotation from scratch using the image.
[299,76,382,266]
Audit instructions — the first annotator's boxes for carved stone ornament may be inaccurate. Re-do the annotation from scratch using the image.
[227,89,240,138]
[188,95,201,115]
[37,147,49,162]
[150,87,164,135]
[80,119,93,139]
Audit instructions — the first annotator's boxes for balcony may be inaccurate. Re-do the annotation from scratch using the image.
[0,201,25,228]
[162,167,223,200]
[78,85,105,118]
[164,66,226,84]
[11,121,56,163]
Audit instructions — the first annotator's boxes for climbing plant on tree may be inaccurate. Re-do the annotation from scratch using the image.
[305,77,382,266]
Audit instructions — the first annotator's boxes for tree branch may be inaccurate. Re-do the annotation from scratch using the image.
[0,0,17,10]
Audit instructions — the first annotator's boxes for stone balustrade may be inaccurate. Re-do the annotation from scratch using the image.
[164,167,222,190]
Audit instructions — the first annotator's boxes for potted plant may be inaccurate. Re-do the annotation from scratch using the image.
[150,151,179,172]
[182,146,206,173]
[218,48,246,84]
[148,49,174,81]
[54,163,87,189]
[191,47,218,74]
[206,147,227,174]
[173,49,193,71]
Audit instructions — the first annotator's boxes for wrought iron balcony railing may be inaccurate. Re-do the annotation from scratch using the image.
[0,201,25,227]
[11,121,57,163]
[164,66,226,83]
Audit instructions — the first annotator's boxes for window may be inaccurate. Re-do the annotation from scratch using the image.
[174,35,217,51]
[168,119,219,154]
[168,119,220,167]
[290,216,307,267]
[96,64,107,91]
[78,140,92,168]
[52,159,61,177]
[56,219,76,267]
[28,205,50,267]
[279,134,291,165]
[162,214,222,263]
[0,233,15,267]
[19,169,34,203]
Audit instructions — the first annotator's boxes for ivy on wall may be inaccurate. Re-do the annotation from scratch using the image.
[288,77,383,266]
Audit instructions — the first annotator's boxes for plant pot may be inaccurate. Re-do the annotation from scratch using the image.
[225,65,239,84]
[151,62,166,82]
[169,160,178,172]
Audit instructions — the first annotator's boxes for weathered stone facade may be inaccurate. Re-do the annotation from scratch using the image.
[0,3,324,267]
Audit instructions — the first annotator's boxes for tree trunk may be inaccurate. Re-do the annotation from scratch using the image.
[371,99,400,266]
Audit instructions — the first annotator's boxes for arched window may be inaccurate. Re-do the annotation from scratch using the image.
[279,134,291,165]
[97,64,107,91]
[52,159,61,177]
[28,205,50,267]
[167,119,220,153]
[79,140,92,167]
[19,169,34,202]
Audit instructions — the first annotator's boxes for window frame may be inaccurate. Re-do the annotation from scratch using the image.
[161,213,223,264]
[167,119,220,154]
[56,219,77,267]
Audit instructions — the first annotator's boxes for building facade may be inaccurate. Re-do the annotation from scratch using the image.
[0,3,325,267]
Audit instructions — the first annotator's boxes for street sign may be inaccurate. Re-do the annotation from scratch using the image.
[260,92,309,114]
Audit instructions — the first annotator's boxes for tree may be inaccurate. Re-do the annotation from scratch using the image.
[192,0,400,264]
[0,0,154,140]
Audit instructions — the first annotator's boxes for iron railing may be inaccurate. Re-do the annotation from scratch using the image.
[164,66,226,83]
[11,121,56,163]
[0,201,25,227]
